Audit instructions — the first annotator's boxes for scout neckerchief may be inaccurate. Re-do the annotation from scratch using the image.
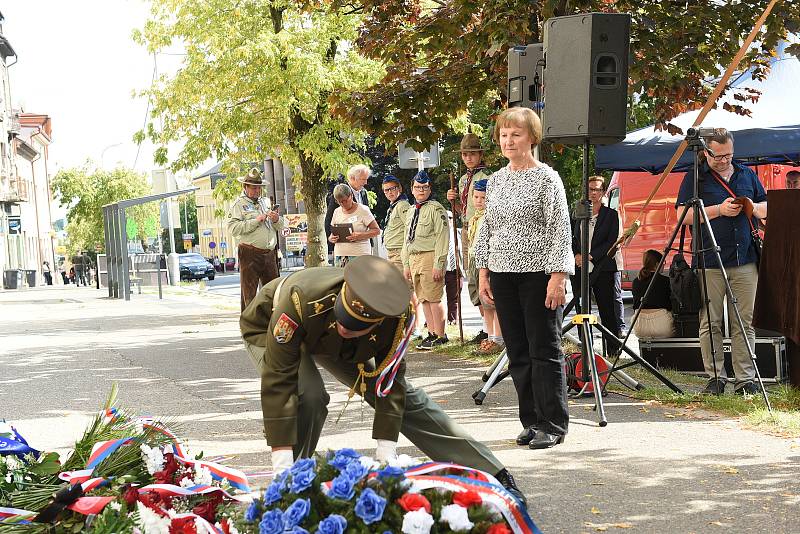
[467,208,486,245]
[407,199,429,243]
[708,167,763,260]
[460,164,486,216]
[382,194,408,239]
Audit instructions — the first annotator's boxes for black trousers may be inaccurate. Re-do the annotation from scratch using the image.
[490,270,569,436]
[445,270,459,323]
[572,270,624,352]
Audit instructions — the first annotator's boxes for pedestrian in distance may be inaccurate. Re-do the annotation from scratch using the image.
[632,249,675,339]
[42,261,53,286]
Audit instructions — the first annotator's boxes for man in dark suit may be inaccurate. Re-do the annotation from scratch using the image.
[324,164,371,256]
[572,176,625,353]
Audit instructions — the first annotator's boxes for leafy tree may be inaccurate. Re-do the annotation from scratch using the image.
[135,0,384,266]
[336,0,800,147]
[51,166,158,255]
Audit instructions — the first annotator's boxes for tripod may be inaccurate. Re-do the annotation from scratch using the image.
[614,130,772,411]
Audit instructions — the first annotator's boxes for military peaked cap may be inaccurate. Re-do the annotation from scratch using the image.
[334,256,411,331]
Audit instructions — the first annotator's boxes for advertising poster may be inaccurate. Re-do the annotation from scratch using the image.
[284,214,308,252]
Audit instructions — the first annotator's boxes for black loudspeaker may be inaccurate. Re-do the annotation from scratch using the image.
[507,44,544,111]
[542,13,630,145]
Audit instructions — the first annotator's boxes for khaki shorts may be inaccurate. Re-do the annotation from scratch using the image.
[467,254,481,307]
[409,250,444,303]
[387,249,413,290]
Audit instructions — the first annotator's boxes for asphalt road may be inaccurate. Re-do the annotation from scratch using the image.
[1,285,799,533]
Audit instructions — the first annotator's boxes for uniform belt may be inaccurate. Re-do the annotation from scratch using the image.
[239,242,273,253]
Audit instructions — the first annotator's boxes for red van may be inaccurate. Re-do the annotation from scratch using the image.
[607,164,796,290]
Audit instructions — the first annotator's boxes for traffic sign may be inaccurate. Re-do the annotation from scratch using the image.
[182,233,194,240]
[220,242,227,249]
[209,241,216,249]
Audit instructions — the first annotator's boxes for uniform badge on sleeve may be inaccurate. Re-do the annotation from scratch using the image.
[273,313,299,344]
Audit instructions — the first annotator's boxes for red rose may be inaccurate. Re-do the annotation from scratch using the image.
[163,453,180,475]
[138,492,169,517]
[169,516,197,534]
[154,469,174,484]
[397,493,432,513]
[122,485,139,506]
[453,490,482,508]
[219,518,231,534]
[192,500,217,523]
[487,524,512,534]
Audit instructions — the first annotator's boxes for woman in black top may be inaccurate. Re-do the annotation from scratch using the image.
[632,249,674,338]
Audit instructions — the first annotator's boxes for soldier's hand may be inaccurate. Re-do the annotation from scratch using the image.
[328,234,339,243]
[446,189,458,201]
[256,213,267,222]
[404,268,412,281]
[432,268,443,281]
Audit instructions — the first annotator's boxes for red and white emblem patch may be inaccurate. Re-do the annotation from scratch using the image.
[273,313,299,344]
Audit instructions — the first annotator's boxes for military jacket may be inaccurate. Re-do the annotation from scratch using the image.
[400,200,450,270]
[240,268,409,447]
[460,168,490,227]
[383,198,411,251]
[227,194,285,250]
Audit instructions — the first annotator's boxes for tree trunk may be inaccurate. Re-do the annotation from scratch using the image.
[296,151,328,268]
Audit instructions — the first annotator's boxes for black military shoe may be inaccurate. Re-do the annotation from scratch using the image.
[495,468,527,508]
[515,426,537,446]
[469,330,488,345]
[528,430,565,450]
[702,378,726,396]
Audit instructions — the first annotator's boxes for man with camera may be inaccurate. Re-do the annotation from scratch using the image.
[227,168,285,311]
[676,129,767,396]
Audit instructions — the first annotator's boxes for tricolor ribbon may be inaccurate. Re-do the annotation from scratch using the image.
[375,312,416,398]
[402,461,498,485]
[175,456,251,493]
[137,483,249,502]
[0,506,36,524]
[85,437,134,469]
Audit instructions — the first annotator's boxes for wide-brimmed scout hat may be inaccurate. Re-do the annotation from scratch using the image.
[237,168,265,186]
[334,256,411,331]
[460,133,484,153]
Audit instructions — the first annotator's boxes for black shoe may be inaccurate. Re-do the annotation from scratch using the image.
[494,469,527,508]
[734,381,760,396]
[528,430,565,450]
[417,334,437,351]
[702,378,726,396]
[469,330,488,345]
[430,335,449,348]
[515,426,537,446]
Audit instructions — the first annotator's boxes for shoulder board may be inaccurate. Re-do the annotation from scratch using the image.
[307,292,337,318]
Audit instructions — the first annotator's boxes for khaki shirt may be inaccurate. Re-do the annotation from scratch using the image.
[227,194,285,250]
[460,168,490,227]
[383,198,411,251]
[240,268,408,447]
[401,200,449,270]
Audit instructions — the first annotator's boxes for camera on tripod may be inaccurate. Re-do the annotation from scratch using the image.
[686,127,720,140]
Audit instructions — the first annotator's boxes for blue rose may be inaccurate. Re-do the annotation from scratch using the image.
[289,466,316,493]
[290,457,316,475]
[283,498,311,529]
[258,509,284,534]
[377,465,405,479]
[329,448,360,470]
[245,500,261,522]
[355,487,387,525]
[286,528,309,534]
[343,459,368,481]
[317,514,347,534]
[263,481,283,506]
[274,468,291,490]
[328,473,356,500]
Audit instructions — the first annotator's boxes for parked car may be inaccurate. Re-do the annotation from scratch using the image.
[178,253,215,281]
[224,257,237,271]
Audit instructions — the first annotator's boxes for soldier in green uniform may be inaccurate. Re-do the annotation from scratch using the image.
[227,168,285,311]
[447,133,491,344]
[240,255,526,505]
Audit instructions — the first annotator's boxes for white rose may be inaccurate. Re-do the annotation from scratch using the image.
[401,509,435,534]
[388,454,418,469]
[439,504,474,532]
[135,501,170,534]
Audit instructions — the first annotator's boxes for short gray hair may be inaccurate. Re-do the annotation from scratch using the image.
[347,164,371,181]
[333,183,353,201]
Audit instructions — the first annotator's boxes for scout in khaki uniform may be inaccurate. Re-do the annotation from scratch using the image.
[239,256,526,505]
[381,175,412,273]
[227,168,286,311]
[447,133,491,344]
[402,171,449,350]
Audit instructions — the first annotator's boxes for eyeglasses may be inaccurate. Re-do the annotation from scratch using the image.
[412,186,431,191]
[707,151,733,162]
[588,187,604,193]
[382,185,400,193]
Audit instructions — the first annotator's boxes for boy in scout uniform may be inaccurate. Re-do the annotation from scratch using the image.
[402,171,449,350]
[227,168,285,311]
[381,175,411,272]
[240,255,526,505]
[447,133,491,344]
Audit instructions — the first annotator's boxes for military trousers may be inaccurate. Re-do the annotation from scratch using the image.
[244,341,504,475]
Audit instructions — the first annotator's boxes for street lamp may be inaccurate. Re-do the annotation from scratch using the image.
[101,143,123,168]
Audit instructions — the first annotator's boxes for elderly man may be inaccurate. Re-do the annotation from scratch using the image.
[676,128,767,396]
[786,170,800,189]
[240,255,527,505]
[227,168,286,311]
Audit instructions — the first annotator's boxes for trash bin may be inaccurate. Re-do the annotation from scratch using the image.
[3,269,22,289]
[24,269,37,287]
